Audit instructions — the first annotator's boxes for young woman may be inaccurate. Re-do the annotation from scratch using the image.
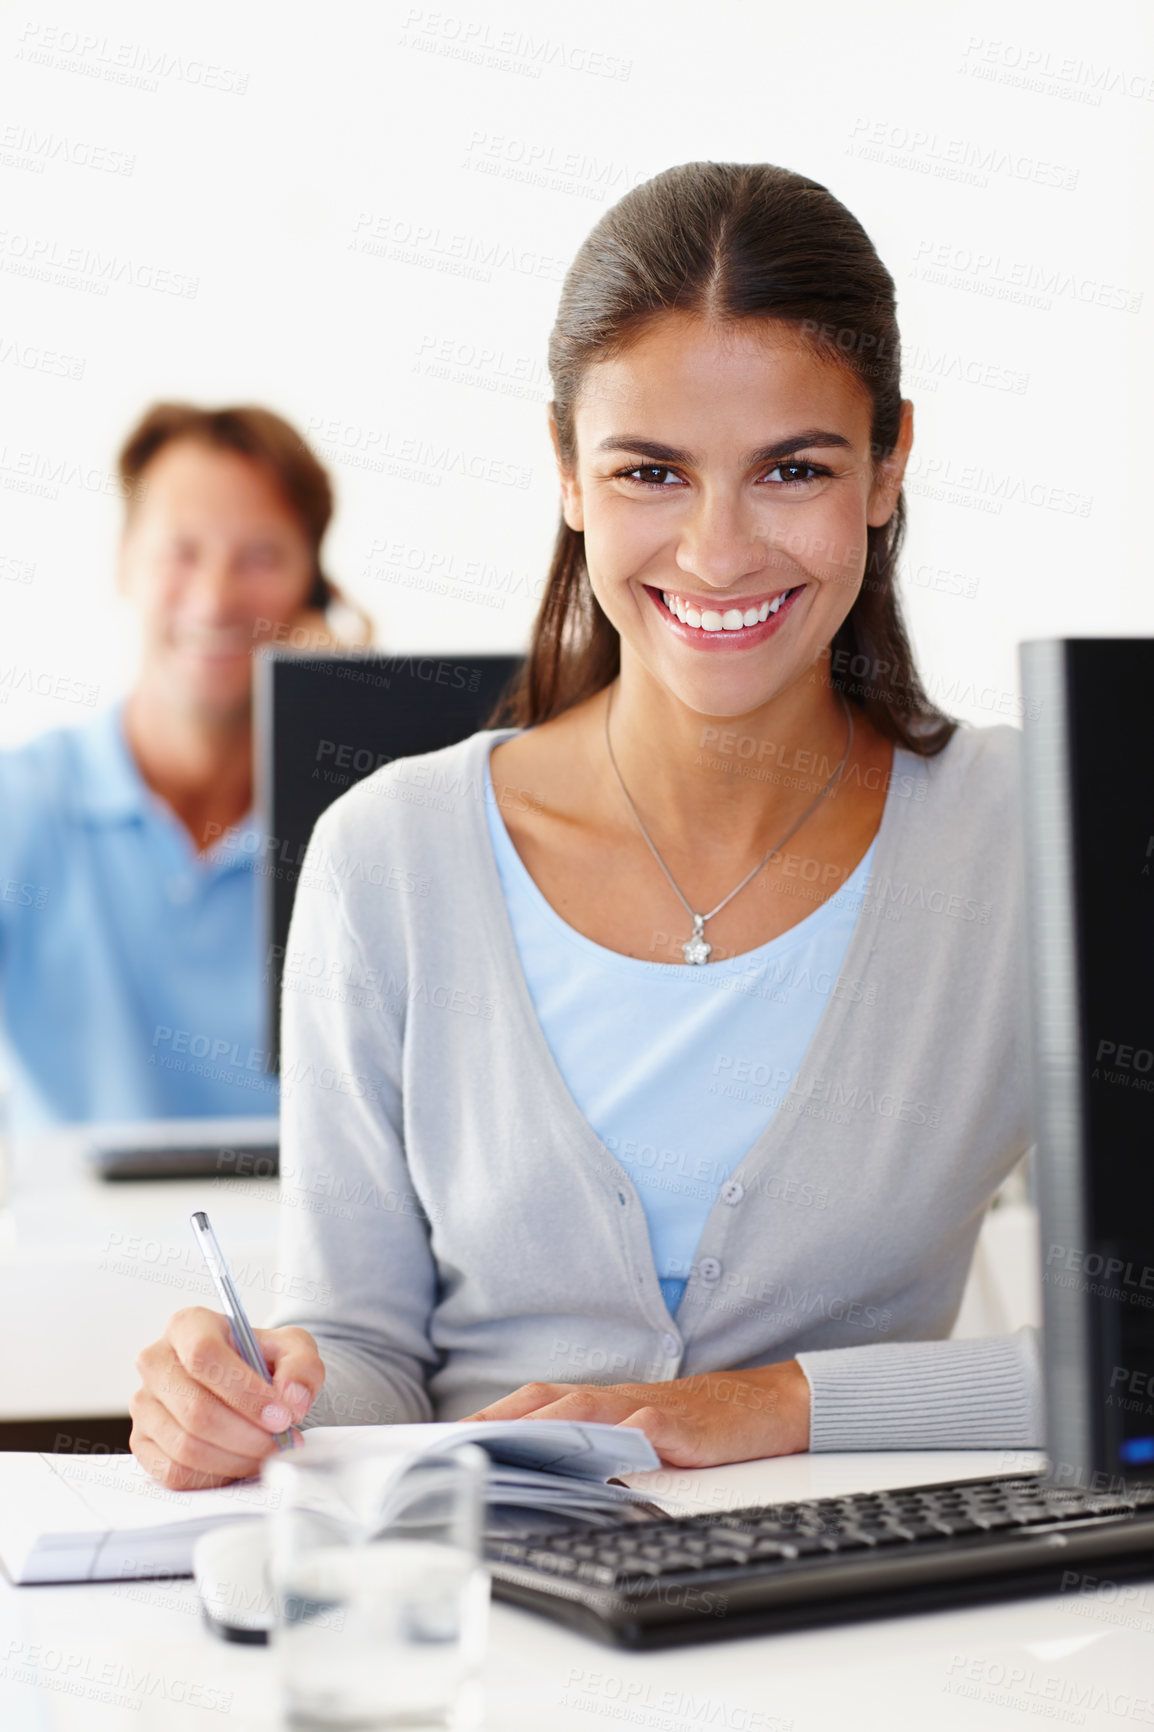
[131,163,1036,1490]
[0,402,369,1129]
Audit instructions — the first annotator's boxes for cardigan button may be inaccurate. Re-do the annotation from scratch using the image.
[720,1180,744,1206]
[697,1257,722,1284]
[661,1333,679,1358]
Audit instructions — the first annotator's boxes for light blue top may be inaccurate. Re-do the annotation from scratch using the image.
[0,703,277,1132]
[482,739,876,1313]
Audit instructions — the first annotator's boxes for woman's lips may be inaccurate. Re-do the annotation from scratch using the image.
[644,583,804,649]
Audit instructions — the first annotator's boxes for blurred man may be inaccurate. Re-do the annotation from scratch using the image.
[0,403,370,1130]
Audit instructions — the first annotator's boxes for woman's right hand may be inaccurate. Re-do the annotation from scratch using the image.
[130,1308,325,1489]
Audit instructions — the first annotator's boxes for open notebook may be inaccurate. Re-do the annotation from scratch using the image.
[0,1420,669,1586]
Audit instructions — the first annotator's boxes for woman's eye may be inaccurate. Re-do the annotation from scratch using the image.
[620,465,682,487]
[765,460,825,486]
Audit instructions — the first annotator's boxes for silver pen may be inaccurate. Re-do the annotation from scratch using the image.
[190,1210,295,1449]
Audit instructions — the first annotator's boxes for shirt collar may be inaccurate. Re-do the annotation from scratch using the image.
[73,701,262,868]
[73,701,152,823]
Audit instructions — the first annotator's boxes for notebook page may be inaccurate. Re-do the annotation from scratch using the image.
[313,1419,660,1480]
[0,1453,271,1584]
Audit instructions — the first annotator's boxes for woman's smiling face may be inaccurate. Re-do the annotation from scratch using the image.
[555,312,912,720]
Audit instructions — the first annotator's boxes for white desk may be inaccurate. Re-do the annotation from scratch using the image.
[1,1128,280,1421]
[5,1448,1151,1732]
[0,1138,1139,1727]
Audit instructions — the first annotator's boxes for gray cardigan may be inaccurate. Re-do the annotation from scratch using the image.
[271,721,1042,1450]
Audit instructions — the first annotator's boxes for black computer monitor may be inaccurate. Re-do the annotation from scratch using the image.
[1020,639,1154,1482]
[255,649,523,1068]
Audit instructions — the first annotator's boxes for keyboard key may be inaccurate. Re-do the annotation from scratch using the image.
[933,1514,986,1536]
[889,1519,952,1541]
[710,1517,755,1544]
[858,1526,911,1547]
[653,1550,709,1571]
[575,1561,616,1585]
[827,1528,878,1551]
[525,1550,579,1575]
[750,1539,798,1560]
[710,1529,757,1547]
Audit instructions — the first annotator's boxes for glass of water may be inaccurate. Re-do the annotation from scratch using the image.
[263,1434,490,1731]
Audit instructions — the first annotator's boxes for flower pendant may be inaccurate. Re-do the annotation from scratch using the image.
[683,915,711,966]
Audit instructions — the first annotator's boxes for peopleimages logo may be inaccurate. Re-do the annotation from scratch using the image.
[15,22,249,95]
[1045,1243,1154,1291]
[944,1653,1154,1722]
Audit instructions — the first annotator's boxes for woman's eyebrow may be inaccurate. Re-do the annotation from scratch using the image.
[595,430,854,465]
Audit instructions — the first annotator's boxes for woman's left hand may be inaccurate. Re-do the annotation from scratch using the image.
[460,1360,811,1467]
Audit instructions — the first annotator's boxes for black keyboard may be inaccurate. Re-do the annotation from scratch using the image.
[487,1474,1154,1648]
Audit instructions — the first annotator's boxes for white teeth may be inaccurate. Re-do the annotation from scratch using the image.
[660,589,795,633]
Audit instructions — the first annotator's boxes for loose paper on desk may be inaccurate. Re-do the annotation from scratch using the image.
[0,1419,664,1585]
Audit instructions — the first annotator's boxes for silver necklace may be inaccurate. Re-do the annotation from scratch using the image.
[604,687,855,965]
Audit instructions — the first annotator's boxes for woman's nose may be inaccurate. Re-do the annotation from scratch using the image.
[674,491,771,590]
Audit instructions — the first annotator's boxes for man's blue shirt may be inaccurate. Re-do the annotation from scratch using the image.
[0,702,277,1131]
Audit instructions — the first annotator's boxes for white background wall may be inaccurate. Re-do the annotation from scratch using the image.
[1,0,1151,746]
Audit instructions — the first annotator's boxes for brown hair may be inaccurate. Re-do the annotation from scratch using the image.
[494,161,955,755]
[118,403,335,610]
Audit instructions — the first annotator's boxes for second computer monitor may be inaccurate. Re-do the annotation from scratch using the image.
[1020,638,1154,1484]
[256,649,523,1068]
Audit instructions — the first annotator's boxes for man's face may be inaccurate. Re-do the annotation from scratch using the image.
[119,439,316,720]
